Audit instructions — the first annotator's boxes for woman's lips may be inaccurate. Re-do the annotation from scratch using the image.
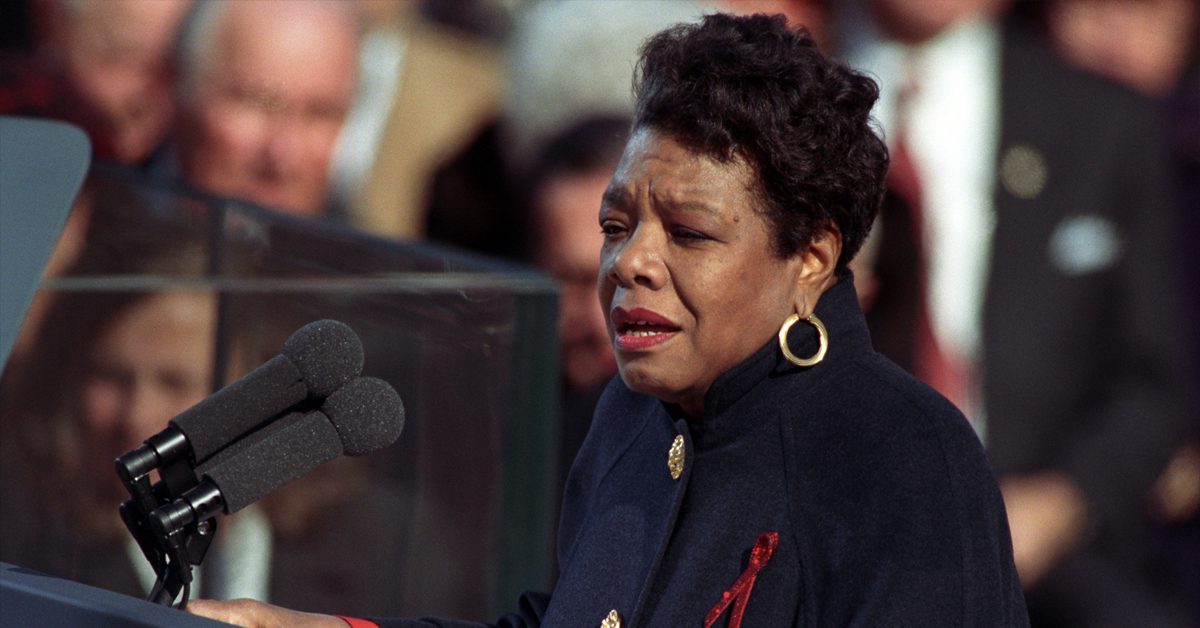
[611,307,681,351]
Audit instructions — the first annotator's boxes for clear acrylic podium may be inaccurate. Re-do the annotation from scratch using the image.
[0,163,562,622]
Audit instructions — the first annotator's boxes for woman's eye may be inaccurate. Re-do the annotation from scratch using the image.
[671,227,708,241]
[600,222,626,237]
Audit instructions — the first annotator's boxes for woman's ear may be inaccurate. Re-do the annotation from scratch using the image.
[793,225,842,317]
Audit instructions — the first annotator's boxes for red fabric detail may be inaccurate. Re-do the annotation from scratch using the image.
[887,137,923,217]
[335,615,380,628]
[703,532,779,628]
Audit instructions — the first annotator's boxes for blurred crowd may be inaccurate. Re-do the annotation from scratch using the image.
[0,0,1197,626]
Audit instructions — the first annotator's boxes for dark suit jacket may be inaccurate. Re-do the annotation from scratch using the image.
[866,17,1196,628]
[983,18,1194,534]
[377,278,1028,627]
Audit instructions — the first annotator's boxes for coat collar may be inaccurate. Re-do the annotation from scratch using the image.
[673,272,874,433]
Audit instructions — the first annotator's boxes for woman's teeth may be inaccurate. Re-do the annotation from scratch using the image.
[624,321,667,336]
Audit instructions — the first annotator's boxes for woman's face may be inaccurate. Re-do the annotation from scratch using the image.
[80,291,217,459]
[598,127,805,418]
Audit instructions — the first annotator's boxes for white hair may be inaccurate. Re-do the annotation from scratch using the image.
[174,0,228,101]
[174,0,363,103]
[503,0,706,169]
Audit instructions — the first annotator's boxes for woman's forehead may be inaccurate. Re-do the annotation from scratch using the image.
[606,129,757,207]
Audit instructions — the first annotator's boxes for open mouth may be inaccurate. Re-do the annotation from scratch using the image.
[611,307,681,349]
[617,320,679,337]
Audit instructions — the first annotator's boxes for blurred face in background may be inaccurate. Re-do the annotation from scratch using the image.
[535,170,619,392]
[718,0,830,48]
[44,0,192,163]
[80,290,216,483]
[867,0,1010,43]
[1047,0,1197,97]
[177,0,359,216]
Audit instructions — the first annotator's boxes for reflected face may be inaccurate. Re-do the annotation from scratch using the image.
[177,1,358,215]
[56,0,191,163]
[535,170,619,391]
[80,291,216,458]
[598,128,803,418]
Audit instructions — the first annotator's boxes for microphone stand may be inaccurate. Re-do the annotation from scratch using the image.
[112,252,229,609]
[116,453,217,608]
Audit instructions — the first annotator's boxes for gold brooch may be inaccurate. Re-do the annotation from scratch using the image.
[601,609,621,628]
[668,434,685,480]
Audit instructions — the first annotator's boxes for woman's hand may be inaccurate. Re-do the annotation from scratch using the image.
[187,598,347,628]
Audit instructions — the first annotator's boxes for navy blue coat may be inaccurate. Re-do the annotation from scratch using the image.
[381,278,1028,627]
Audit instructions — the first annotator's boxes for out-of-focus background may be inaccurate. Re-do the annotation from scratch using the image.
[0,0,1196,626]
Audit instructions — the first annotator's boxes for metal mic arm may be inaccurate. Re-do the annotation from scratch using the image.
[115,447,216,608]
[140,482,223,607]
[116,427,198,497]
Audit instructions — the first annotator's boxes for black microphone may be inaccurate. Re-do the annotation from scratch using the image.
[149,376,404,534]
[116,319,364,483]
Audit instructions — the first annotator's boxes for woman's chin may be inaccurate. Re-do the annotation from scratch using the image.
[616,362,687,406]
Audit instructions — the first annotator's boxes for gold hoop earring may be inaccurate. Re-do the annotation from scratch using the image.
[778,313,828,367]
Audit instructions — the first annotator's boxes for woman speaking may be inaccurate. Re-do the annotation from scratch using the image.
[192,12,1028,627]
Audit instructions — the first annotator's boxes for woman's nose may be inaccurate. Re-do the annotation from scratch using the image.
[263,121,306,169]
[124,384,173,444]
[605,226,667,290]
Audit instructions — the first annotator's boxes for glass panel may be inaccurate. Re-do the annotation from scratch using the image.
[0,164,560,620]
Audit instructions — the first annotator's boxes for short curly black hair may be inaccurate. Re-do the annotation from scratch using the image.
[634,13,888,268]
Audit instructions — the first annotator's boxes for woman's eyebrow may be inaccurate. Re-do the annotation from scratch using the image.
[600,187,630,208]
[656,196,720,216]
[601,187,719,216]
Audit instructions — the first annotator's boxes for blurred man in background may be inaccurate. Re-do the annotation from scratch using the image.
[1042,0,1200,617]
[522,117,629,486]
[835,0,1196,625]
[172,0,360,217]
[1,0,191,165]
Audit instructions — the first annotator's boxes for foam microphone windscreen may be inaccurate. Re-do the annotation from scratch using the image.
[192,376,403,514]
[171,354,308,463]
[321,376,405,456]
[171,319,363,463]
[197,410,343,514]
[282,319,364,398]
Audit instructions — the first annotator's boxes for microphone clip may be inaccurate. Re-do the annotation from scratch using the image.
[115,447,216,608]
